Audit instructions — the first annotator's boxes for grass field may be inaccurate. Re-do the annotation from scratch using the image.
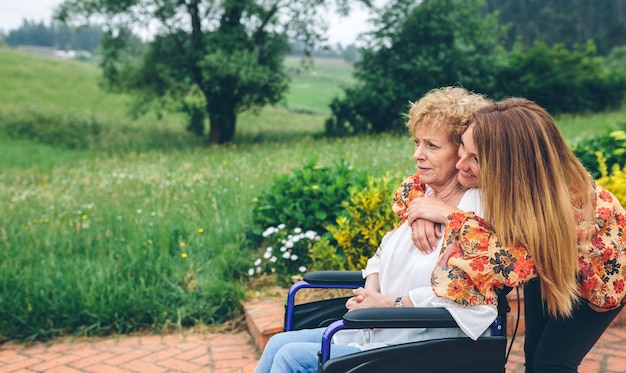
[0,45,624,342]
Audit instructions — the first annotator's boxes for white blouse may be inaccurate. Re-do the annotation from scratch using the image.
[334,188,497,350]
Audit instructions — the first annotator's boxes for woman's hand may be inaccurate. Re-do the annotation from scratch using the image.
[345,287,392,311]
[411,219,441,253]
[407,197,459,253]
[407,197,458,225]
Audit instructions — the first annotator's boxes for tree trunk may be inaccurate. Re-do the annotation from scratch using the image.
[207,105,237,144]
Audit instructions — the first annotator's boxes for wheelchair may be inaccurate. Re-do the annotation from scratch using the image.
[284,270,517,373]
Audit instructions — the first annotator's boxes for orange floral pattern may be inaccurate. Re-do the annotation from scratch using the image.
[393,174,626,310]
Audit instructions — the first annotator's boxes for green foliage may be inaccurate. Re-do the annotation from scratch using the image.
[250,158,369,243]
[325,0,505,136]
[311,175,401,271]
[247,226,321,286]
[572,124,626,178]
[309,236,347,271]
[0,107,102,149]
[492,41,626,115]
[484,0,626,55]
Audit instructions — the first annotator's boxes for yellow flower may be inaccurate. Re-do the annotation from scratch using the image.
[181,253,188,258]
[82,215,88,220]
[180,242,187,247]
[198,228,204,233]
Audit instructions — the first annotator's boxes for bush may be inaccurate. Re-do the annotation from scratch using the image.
[0,107,102,149]
[311,175,401,271]
[249,158,368,244]
[572,125,626,178]
[492,41,626,115]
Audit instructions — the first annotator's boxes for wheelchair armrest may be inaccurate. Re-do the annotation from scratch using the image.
[319,307,460,364]
[342,307,459,329]
[303,270,365,286]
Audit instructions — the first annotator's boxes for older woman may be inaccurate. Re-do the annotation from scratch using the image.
[408,98,626,372]
[254,87,493,373]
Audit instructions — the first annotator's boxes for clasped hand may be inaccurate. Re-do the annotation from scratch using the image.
[346,287,389,310]
[406,197,458,254]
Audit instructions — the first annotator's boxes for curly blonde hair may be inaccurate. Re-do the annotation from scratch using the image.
[406,87,491,144]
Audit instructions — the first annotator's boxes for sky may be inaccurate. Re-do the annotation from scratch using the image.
[0,0,375,46]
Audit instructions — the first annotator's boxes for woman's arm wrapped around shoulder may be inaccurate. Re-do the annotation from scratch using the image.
[392,172,427,221]
[431,211,537,306]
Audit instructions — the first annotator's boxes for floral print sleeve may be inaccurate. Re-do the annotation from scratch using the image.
[577,185,626,311]
[431,211,537,307]
[392,172,427,221]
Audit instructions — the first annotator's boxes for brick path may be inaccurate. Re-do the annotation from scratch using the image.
[0,332,258,373]
[1,298,625,372]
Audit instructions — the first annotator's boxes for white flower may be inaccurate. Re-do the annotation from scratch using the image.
[256,266,262,274]
[294,227,302,234]
[282,252,291,259]
[278,223,286,230]
[136,209,142,214]
[305,230,318,240]
[248,268,255,276]
[292,235,301,243]
[290,254,298,261]
[262,227,275,237]
[254,258,262,266]
[280,246,287,252]
[285,241,294,248]
[270,256,277,263]
[298,266,307,273]
[266,246,273,252]
[263,252,272,259]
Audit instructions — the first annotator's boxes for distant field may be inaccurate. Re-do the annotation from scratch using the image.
[283,56,355,115]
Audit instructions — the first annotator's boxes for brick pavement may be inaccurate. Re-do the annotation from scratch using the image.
[0,332,258,373]
[1,298,625,373]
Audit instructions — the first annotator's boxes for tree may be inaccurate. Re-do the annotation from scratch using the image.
[484,0,626,55]
[56,0,368,144]
[4,19,102,52]
[325,0,505,135]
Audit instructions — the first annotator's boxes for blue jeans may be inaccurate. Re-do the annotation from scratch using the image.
[523,278,625,372]
[254,328,361,373]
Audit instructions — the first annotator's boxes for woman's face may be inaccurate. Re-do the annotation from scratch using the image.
[412,127,459,191]
[456,124,480,188]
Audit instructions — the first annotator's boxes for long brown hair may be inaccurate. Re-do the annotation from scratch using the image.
[472,98,594,318]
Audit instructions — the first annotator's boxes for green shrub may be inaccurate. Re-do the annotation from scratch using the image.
[572,124,626,178]
[0,107,102,149]
[249,157,368,244]
[493,41,626,115]
[311,175,401,271]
